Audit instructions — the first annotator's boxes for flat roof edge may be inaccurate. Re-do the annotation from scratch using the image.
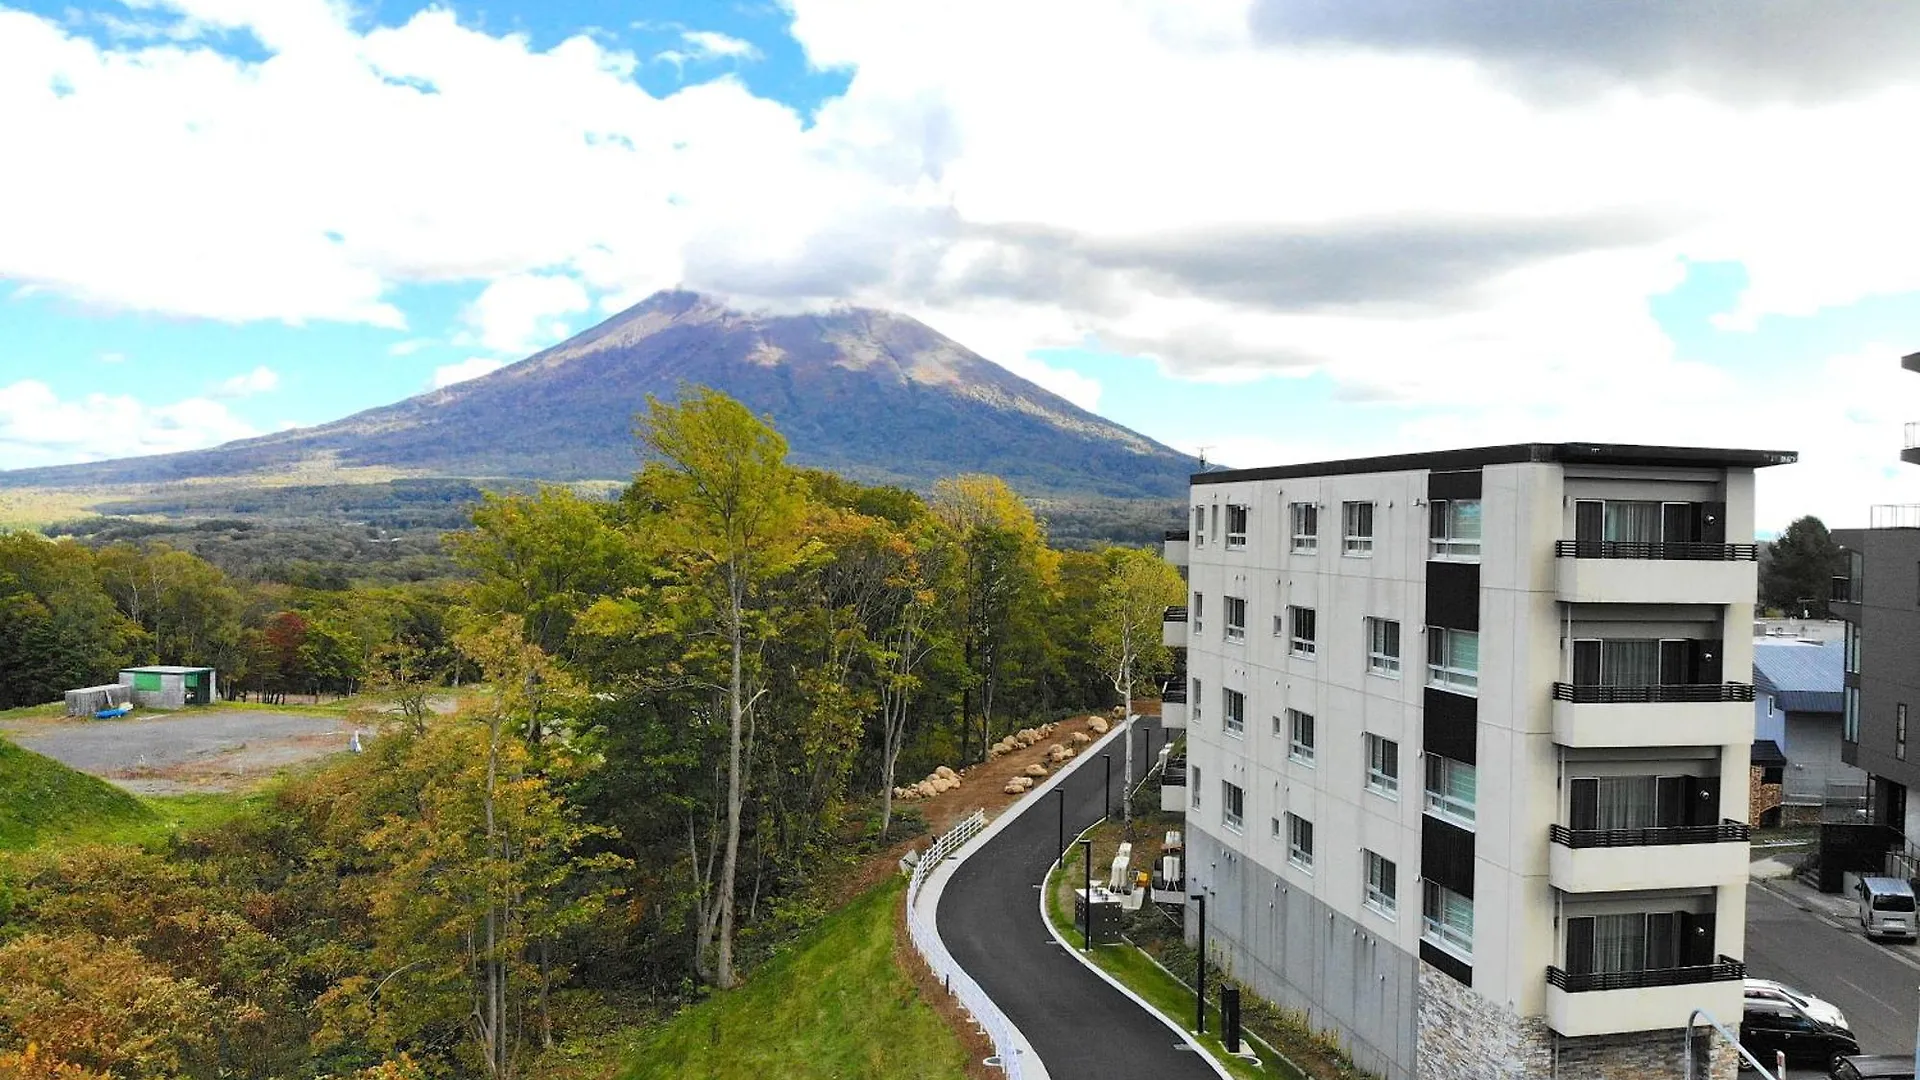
[1191,443,1797,485]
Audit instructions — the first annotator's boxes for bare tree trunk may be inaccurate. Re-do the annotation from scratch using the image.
[1122,662,1134,825]
[484,714,503,1078]
[715,568,747,989]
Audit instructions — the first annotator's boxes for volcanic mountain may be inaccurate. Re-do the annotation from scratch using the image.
[4,291,1195,499]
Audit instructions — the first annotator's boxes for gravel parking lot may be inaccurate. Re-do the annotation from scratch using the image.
[3,709,358,794]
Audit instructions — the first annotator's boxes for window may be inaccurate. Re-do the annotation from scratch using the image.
[1846,686,1860,743]
[1366,735,1399,799]
[1429,499,1482,559]
[1342,501,1375,556]
[1191,678,1203,725]
[1192,766,1202,810]
[1289,606,1317,659]
[1290,502,1318,553]
[1193,506,1205,547]
[1846,622,1861,675]
[1223,688,1245,737]
[1900,704,1909,762]
[1287,709,1316,765]
[1366,618,1401,677]
[1567,775,1692,830]
[1563,912,1684,975]
[1287,813,1314,871]
[1422,882,1473,959]
[1222,781,1244,832]
[1363,850,1396,918]
[1569,638,1662,687]
[1224,596,1246,642]
[1211,504,1219,544]
[1192,592,1203,637]
[1226,504,1248,550]
[1767,694,1776,717]
[1425,756,1476,827]
[1427,628,1478,695]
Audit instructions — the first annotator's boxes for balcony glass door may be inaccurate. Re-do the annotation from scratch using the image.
[1572,639,1659,687]
[1565,912,1683,975]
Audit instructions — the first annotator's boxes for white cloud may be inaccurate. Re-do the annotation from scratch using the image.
[0,379,258,468]
[98,351,126,364]
[386,338,432,356]
[461,272,591,355]
[430,357,505,389]
[209,364,279,398]
[677,30,761,61]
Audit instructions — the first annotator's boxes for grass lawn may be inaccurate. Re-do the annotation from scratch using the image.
[1044,839,1308,1080]
[0,736,155,850]
[615,876,973,1080]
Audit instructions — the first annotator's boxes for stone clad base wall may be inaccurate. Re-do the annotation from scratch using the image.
[1416,963,1737,1080]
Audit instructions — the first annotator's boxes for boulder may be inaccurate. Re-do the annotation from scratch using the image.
[1112,705,1126,718]
[1003,780,1027,795]
[1070,731,1092,746]
[1047,744,1074,763]
[1026,763,1048,778]
[914,780,938,799]
[1088,717,1110,735]
[935,765,958,781]
[1012,776,1034,791]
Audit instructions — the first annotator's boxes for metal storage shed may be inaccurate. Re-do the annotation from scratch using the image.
[118,666,217,709]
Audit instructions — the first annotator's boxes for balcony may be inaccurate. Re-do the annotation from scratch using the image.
[1550,683,1755,748]
[1549,822,1750,893]
[1164,530,1190,568]
[1545,957,1743,1037]
[1905,424,1920,467]
[1161,760,1187,813]
[1162,605,1188,648]
[1553,541,1757,605]
[1159,686,1187,731]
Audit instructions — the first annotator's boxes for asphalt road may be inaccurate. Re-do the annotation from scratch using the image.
[1746,882,1920,1077]
[937,718,1220,1080]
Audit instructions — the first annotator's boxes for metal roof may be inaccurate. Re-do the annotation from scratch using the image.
[120,666,214,674]
[1192,442,1798,485]
[1751,642,1843,715]
[1751,740,1788,768]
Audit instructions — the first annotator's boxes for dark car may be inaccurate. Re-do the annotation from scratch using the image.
[1831,1055,1916,1080]
[1740,1001,1859,1071]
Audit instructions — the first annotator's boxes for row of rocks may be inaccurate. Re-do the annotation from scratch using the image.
[988,721,1062,759]
[893,764,962,802]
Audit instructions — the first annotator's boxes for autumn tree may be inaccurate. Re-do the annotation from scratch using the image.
[637,387,808,989]
[1091,547,1185,822]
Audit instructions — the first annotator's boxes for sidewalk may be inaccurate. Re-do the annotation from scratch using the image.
[1750,856,1856,924]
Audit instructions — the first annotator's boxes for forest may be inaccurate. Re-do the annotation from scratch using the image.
[0,388,1184,1079]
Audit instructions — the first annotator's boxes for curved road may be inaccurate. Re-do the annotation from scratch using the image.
[938,719,1218,1079]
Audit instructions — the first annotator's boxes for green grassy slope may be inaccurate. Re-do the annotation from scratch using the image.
[0,736,155,850]
[617,876,971,1080]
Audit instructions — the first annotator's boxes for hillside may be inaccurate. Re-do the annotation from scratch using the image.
[0,734,154,850]
[1,292,1197,500]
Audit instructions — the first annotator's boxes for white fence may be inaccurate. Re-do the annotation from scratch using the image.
[905,808,1025,1079]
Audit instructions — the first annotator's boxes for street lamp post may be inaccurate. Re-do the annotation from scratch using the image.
[1081,837,1094,953]
[1103,753,1112,820]
[1056,787,1066,869]
[1191,891,1208,1034]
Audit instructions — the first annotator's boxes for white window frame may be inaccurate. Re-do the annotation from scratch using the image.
[1426,627,1478,696]
[1223,687,1245,737]
[1191,677,1203,726]
[1224,596,1246,643]
[1191,765,1202,810]
[1342,500,1375,557]
[1422,881,1473,960]
[1364,850,1397,919]
[1193,506,1206,548]
[1366,734,1400,800]
[1846,685,1861,743]
[1222,780,1244,832]
[1289,606,1317,659]
[1191,592,1203,637]
[1429,498,1482,561]
[1424,755,1476,828]
[1287,709,1315,765]
[1366,617,1401,677]
[1287,812,1314,872]
[1225,503,1248,550]
[1290,502,1318,553]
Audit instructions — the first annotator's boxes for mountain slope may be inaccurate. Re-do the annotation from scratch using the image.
[2,292,1196,499]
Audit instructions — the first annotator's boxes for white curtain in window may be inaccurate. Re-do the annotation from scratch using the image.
[1601,639,1660,686]
[1603,501,1661,543]
[1592,913,1647,973]
[1594,776,1657,831]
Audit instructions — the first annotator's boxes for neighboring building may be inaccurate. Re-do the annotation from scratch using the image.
[1165,442,1793,1080]
[1750,642,1865,824]
[118,665,217,709]
[1752,617,1845,644]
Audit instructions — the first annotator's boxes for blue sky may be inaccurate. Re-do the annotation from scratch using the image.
[3,0,1919,534]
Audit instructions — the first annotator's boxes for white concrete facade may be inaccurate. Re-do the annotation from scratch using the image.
[1172,444,1786,1080]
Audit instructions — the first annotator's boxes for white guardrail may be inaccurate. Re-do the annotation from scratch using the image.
[905,807,1025,1079]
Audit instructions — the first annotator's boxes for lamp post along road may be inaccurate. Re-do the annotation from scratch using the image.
[1192,892,1207,1034]
[1103,753,1112,820]
[1056,788,1065,870]
[1081,838,1093,953]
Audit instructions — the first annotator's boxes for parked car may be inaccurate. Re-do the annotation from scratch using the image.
[1830,1055,1915,1080]
[1740,1001,1859,1071]
[1747,977,1848,1028]
[1857,877,1919,942]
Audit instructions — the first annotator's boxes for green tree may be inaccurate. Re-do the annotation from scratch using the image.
[1761,515,1844,617]
[637,387,809,989]
[1091,547,1185,821]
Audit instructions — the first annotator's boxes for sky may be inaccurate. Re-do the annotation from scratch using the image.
[3,0,1920,535]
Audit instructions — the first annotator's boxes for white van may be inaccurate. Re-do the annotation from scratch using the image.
[1856,876,1918,941]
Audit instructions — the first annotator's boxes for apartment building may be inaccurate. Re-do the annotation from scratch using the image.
[1164,442,1794,1080]
[1834,351,1920,845]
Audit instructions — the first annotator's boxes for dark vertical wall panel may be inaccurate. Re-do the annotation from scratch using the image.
[1425,562,1481,631]
[1427,470,1484,500]
[1423,689,1477,764]
[1421,817,1475,897]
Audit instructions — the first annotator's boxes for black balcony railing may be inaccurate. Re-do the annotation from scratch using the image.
[1549,820,1750,849]
[1163,606,1188,622]
[1547,955,1744,993]
[1164,529,1191,542]
[1554,540,1758,561]
[1163,761,1187,787]
[1160,686,1188,704]
[1552,682,1755,704]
